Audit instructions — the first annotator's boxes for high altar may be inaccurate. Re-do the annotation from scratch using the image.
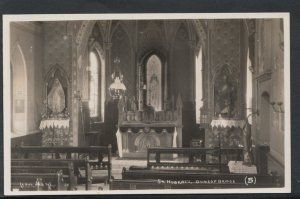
[116,95,182,158]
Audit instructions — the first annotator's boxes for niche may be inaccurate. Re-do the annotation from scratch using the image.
[213,65,238,118]
[45,65,69,118]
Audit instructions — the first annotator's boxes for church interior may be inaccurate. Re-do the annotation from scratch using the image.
[9,19,286,191]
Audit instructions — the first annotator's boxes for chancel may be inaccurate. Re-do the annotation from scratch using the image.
[9,18,285,191]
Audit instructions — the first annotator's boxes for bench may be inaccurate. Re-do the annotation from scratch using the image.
[11,159,83,190]
[11,145,112,190]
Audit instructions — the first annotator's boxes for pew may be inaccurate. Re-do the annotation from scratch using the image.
[12,171,65,191]
[11,159,83,190]
[11,145,112,191]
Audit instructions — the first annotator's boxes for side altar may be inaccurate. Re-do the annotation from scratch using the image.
[116,95,183,158]
[39,66,72,148]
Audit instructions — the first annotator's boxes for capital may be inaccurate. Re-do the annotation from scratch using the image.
[104,42,112,50]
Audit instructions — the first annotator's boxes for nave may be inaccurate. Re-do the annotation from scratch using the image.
[8,17,286,191]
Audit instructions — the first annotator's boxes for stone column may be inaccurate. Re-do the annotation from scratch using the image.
[104,42,112,99]
[71,33,79,146]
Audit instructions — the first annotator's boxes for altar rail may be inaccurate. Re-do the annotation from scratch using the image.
[11,145,112,190]
[146,147,244,173]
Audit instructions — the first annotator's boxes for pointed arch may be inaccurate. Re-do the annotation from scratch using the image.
[11,44,27,135]
[76,21,97,57]
[110,21,133,48]
[88,41,106,121]
[145,54,163,111]
[212,64,238,118]
[171,21,190,45]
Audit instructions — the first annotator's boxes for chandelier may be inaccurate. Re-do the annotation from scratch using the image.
[109,57,126,99]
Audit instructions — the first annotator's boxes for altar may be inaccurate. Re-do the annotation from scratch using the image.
[206,118,246,164]
[39,118,71,147]
[116,95,182,158]
[40,65,72,147]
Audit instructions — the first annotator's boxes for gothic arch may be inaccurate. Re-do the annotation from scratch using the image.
[212,64,239,118]
[88,41,106,120]
[45,64,70,113]
[76,21,97,57]
[171,21,191,45]
[89,40,105,62]
[11,44,28,134]
[212,63,238,82]
[110,21,133,49]
[191,19,207,49]
[46,64,70,84]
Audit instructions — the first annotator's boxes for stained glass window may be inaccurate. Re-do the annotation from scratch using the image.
[246,48,253,124]
[89,51,100,118]
[195,48,203,123]
[146,55,162,111]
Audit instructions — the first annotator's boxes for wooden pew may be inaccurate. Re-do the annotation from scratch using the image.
[12,171,65,191]
[11,159,82,190]
[11,145,112,190]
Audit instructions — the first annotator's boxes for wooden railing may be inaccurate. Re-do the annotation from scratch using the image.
[147,147,244,173]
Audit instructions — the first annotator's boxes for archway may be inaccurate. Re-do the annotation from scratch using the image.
[11,44,27,135]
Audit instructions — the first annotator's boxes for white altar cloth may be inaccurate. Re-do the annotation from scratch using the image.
[39,119,70,129]
[211,119,245,129]
[228,161,257,174]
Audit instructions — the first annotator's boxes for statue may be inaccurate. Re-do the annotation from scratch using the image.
[214,71,237,118]
[47,78,66,115]
[242,112,257,165]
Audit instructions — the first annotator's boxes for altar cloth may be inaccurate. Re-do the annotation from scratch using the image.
[39,119,70,129]
[228,161,257,174]
[211,119,245,129]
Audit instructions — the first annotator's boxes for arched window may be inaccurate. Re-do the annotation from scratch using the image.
[195,47,203,123]
[246,48,253,124]
[146,55,162,111]
[88,51,101,119]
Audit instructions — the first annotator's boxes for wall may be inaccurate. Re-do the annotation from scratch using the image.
[43,22,71,74]
[10,22,44,137]
[206,19,246,119]
[39,20,202,148]
[202,20,248,148]
[111,21,135,99]
[252,19,285,165]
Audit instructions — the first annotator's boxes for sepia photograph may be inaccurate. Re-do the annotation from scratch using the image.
[3,13,290,195]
